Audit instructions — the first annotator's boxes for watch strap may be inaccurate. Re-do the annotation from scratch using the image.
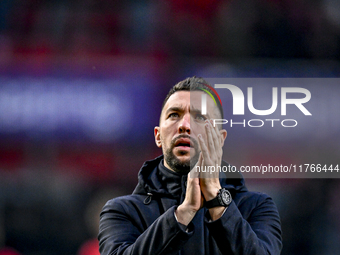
[205,188,232,209]
[205,196,222,208]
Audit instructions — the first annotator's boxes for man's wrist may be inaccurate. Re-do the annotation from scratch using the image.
[205,188,232,209]
[209,206,228,221]
[175,204,197,226]
[203,186,221,201]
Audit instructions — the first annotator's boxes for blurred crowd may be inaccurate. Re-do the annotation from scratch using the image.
[0,0,339,59]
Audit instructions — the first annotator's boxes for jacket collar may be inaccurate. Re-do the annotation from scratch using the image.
[132,155,248,198]
[133,155,185,199]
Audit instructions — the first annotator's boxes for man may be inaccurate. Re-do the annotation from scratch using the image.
[98,77,282,254]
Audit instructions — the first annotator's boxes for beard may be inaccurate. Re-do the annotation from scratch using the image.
[164,135,200,174]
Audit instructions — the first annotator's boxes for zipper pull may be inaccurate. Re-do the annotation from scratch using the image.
[143,193,153,205]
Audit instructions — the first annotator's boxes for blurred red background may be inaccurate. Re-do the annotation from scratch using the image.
[0,0,340,254]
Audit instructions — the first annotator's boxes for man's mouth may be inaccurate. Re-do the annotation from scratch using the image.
[174,138,192,151]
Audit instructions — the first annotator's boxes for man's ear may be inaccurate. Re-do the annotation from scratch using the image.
[154,126,162,148]
[220,129,227,147]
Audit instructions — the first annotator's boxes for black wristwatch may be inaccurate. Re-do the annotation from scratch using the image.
[205,188,232,209]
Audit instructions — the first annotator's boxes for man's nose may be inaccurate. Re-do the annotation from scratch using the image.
[178,113,190,134]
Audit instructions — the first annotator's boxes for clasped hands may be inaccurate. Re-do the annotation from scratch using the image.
[175,119,227,225]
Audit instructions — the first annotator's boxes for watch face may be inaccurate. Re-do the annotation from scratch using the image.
[221,189,232,205]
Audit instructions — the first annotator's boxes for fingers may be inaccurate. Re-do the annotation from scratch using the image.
[185,161,204,212]
[198,134,211,165]
[200,120,222,163]
[205,121,215,153]
[190,152,202,179]
[197,120,223,200]
[212,120,222,147]
[211,120,223,154]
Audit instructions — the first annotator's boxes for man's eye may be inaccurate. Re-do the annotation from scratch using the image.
[168,113,179,118]
[194,114,206,121]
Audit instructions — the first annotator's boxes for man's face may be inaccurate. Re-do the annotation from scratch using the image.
[154,90,225,174]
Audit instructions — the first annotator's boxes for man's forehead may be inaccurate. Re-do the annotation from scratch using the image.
[162,91,217,113]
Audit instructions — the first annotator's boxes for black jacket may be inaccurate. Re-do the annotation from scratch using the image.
[98,156,282,255]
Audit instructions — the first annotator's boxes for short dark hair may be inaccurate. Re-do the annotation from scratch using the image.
[161,76,224,119]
